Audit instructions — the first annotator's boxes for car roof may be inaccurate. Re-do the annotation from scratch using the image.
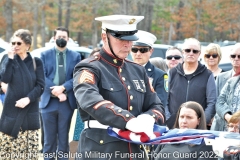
[31,46,92,58]
[153,44,172,49]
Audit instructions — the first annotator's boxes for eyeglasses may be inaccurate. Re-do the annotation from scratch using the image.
[11,42,22,46]
[183,49,200,54]
[131,47,150,53]
[166,55,182,60]
[205,54,218,58]
[230,55,240,59]
[227,124,239,131]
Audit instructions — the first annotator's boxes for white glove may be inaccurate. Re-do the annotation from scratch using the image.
[126,114,155,134]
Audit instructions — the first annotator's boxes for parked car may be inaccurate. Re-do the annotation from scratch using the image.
[219,45,233,71]
[31,38,92,60]
[31,46,92,60]
[151,44,172,59]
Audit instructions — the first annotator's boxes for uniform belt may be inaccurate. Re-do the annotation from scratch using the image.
[84,120,109,129]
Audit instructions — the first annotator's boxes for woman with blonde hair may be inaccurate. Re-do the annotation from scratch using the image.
[204,43,225,79]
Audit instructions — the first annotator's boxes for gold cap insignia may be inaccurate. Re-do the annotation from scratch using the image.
[129,18,136,24]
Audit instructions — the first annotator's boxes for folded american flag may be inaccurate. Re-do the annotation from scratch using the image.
[107,125,223,145]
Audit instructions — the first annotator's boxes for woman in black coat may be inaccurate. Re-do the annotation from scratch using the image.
[0,29,45,159]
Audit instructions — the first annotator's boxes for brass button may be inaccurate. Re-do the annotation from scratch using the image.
[95,56,98,59]
[113,59,117,64]
[122,77,126,81]
[111,106,114,109]
[130,95,133,100]
[152,115,156,118]
[110,88,113,91]
[129,106,133,110]
[119,68,122,72]
[118,109,122,113]
[126,114,129,117]
[128,85,131,90]
[100,140,104,144]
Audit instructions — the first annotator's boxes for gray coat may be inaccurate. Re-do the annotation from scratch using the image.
[215,70,232,96]
[211,76,239,131]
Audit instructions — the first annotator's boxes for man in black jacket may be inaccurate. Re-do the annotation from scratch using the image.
[166,38,216,129]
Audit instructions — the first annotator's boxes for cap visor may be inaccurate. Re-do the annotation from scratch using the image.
[133,42,150,47]
[110,33,139,41]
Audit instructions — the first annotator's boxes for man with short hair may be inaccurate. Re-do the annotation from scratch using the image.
[40,26,81,159]
[211,43,240,131]
[165,46,183,71]
[167,38,216,129]
[73,15,165,160]
[131,30,169,118]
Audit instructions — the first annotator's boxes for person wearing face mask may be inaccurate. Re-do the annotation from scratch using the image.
[40,26,81,159]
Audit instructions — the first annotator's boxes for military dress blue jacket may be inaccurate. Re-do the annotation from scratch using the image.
[73,49,165,160]
[144,61,168,113]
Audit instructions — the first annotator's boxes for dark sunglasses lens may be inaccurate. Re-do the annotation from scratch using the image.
[132,48,149,53]
[205,54,211,58]
[184,49,191,53]
[192,49,199,54]
[212,54,218,58]
[166,56,173,60]
[12,42,22,46]
[139,48,149,53]
[231,55,240,59]
[166,56,181,60]
[184,49,199,54]
[131,48,138,53]
[174,56,181,60]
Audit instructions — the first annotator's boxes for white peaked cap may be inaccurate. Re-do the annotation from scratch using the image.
[133,30,157,47]
[95,15,144,31]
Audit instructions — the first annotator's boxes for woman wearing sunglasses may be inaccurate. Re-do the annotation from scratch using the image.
[166,38,216,130]
[204,43,224,79]
[0,29,45,159]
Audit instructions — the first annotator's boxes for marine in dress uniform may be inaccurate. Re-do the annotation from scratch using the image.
[73,15,165,160]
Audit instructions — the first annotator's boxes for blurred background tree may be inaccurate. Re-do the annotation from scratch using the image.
[0,0,240,49]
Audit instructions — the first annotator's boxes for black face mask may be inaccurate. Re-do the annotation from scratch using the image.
[56,38,67,48]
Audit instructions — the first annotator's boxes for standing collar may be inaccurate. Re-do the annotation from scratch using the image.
[100,49,124,67]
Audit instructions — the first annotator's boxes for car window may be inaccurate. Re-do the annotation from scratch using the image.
[151,48,167,59]
[77,52,90,60]
[0,47,5,53]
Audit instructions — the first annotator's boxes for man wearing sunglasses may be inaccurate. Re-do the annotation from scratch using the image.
[130,30,169,118]
[211,43,240,132]
[165,47,183,72]
[166,38,216,129]
[73,15,165,160]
